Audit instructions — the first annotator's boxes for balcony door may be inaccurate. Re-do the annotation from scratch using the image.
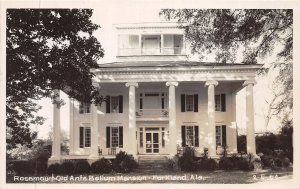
[142,35,161,55]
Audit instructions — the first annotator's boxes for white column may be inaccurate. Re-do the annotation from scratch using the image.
[139,34,142,55]
[166,81,178,156]
[243,80,257,155]
[89,103,99,158]
[205,80,218,157]
[125,82,138,156]
[50,89,61,160]
[69,97,74,155]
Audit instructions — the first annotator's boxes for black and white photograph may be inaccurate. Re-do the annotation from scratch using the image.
[1,0,299,188]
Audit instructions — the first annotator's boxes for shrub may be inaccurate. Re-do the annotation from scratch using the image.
[219,157,234,170]
[74,160,91,174]
[47,163,61,175]
[200,158,217,171]
[282,157,291,168]
[113,151,138,173]
[274,158,282,167]
[36,159,48,174]
[59,161,75,175]
[178,147,198,172]
[91,158,112,174]
[261,155,275,168]
[238,158,254,171]
[10,160,35,176]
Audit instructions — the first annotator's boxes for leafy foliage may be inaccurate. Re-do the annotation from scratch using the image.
[113,151,138,173]
[73,160,91,174]
[160,9,292,63]
[160,9,293,125]
[178,147,198,171]
[6,9,104,149]
[91,158,113,174]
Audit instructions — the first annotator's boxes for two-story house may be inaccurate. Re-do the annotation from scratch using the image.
[49,22,262,162]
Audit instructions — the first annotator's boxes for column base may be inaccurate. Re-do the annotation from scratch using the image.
[48,156,61,161]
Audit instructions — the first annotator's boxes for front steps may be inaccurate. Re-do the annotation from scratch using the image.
[137,155,170,172]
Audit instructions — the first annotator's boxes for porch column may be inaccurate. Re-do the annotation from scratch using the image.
[243,80,257,155]
[50,89,61,160]
[125,82,139,156]
[166,81,178,156]
[69,97,74,155]
[205,80,218,157]
[89,103,99,158]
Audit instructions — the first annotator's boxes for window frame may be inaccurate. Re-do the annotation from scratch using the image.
[111,127,120,148]
[110,96,120,113]
[185,94,194,112]
[216,126,222,147]
[79,102,91,114]
[215,93,226,112]
[80,126,91,148]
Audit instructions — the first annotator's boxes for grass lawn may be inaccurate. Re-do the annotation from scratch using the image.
[8,168,293,184]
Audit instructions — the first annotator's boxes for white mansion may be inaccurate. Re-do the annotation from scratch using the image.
[49,22,262,161]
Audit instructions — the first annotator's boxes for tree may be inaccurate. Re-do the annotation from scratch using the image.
[160,9,293,124]
[6,9,104,149]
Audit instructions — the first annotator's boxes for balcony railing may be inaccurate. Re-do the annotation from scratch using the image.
[136,109,169,119]
[118,47,185,56]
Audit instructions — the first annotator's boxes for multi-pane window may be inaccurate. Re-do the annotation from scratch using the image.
[106,95,123,113]
[181,94,198,112]
[111,127,119,147]
[185,95,194,112]
[216,126,222,146]
[79,127,91,148]
[215,94,226,112]
[186,126,195,146]
[216,125,227,147]
[181,125,199,147]
[111,96,119,113]
[106,126,123,148]
[79,102,91,114]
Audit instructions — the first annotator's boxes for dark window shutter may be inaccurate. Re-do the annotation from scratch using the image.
[79,127,84,148]
[106,127,110,148]
[222,125,227,146]
[221,94,226,112]
[140,98,143,109]
[106,96,110,113]
[181,94,185,112]
[119,126,123,148]
[194,94,198,112]
[119,95,123,113]
[181,126,186,147]
[194,126,199,147]
[79,103,83,114]
[161,98,164,109]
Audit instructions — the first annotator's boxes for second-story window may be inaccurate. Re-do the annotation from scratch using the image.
[118,35,139,56]
[106,95,123,113]
[79,102,91,114]
[181,94,198,112]
[215,94,226,112]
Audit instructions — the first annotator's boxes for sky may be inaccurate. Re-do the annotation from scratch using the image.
[31,5,284,139]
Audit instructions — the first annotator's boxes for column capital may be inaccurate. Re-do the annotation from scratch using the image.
[92,82,101,90]
[166,81,179,87]
[205,80,218,87]
[243,80,257,87]
[125,82,139,88]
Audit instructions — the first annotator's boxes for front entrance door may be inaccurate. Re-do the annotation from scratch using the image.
[145,132,159,153]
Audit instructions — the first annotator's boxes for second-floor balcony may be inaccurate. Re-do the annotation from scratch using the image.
[136,109,169,120]
[117,34,186,57]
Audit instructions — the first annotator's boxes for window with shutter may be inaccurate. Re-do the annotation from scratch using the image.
[79,102,91,114]
[106,126,123,148]
[79,126,91,148]
[215,94,226,112]
[181,125,199,147]
[216,125,227,147]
